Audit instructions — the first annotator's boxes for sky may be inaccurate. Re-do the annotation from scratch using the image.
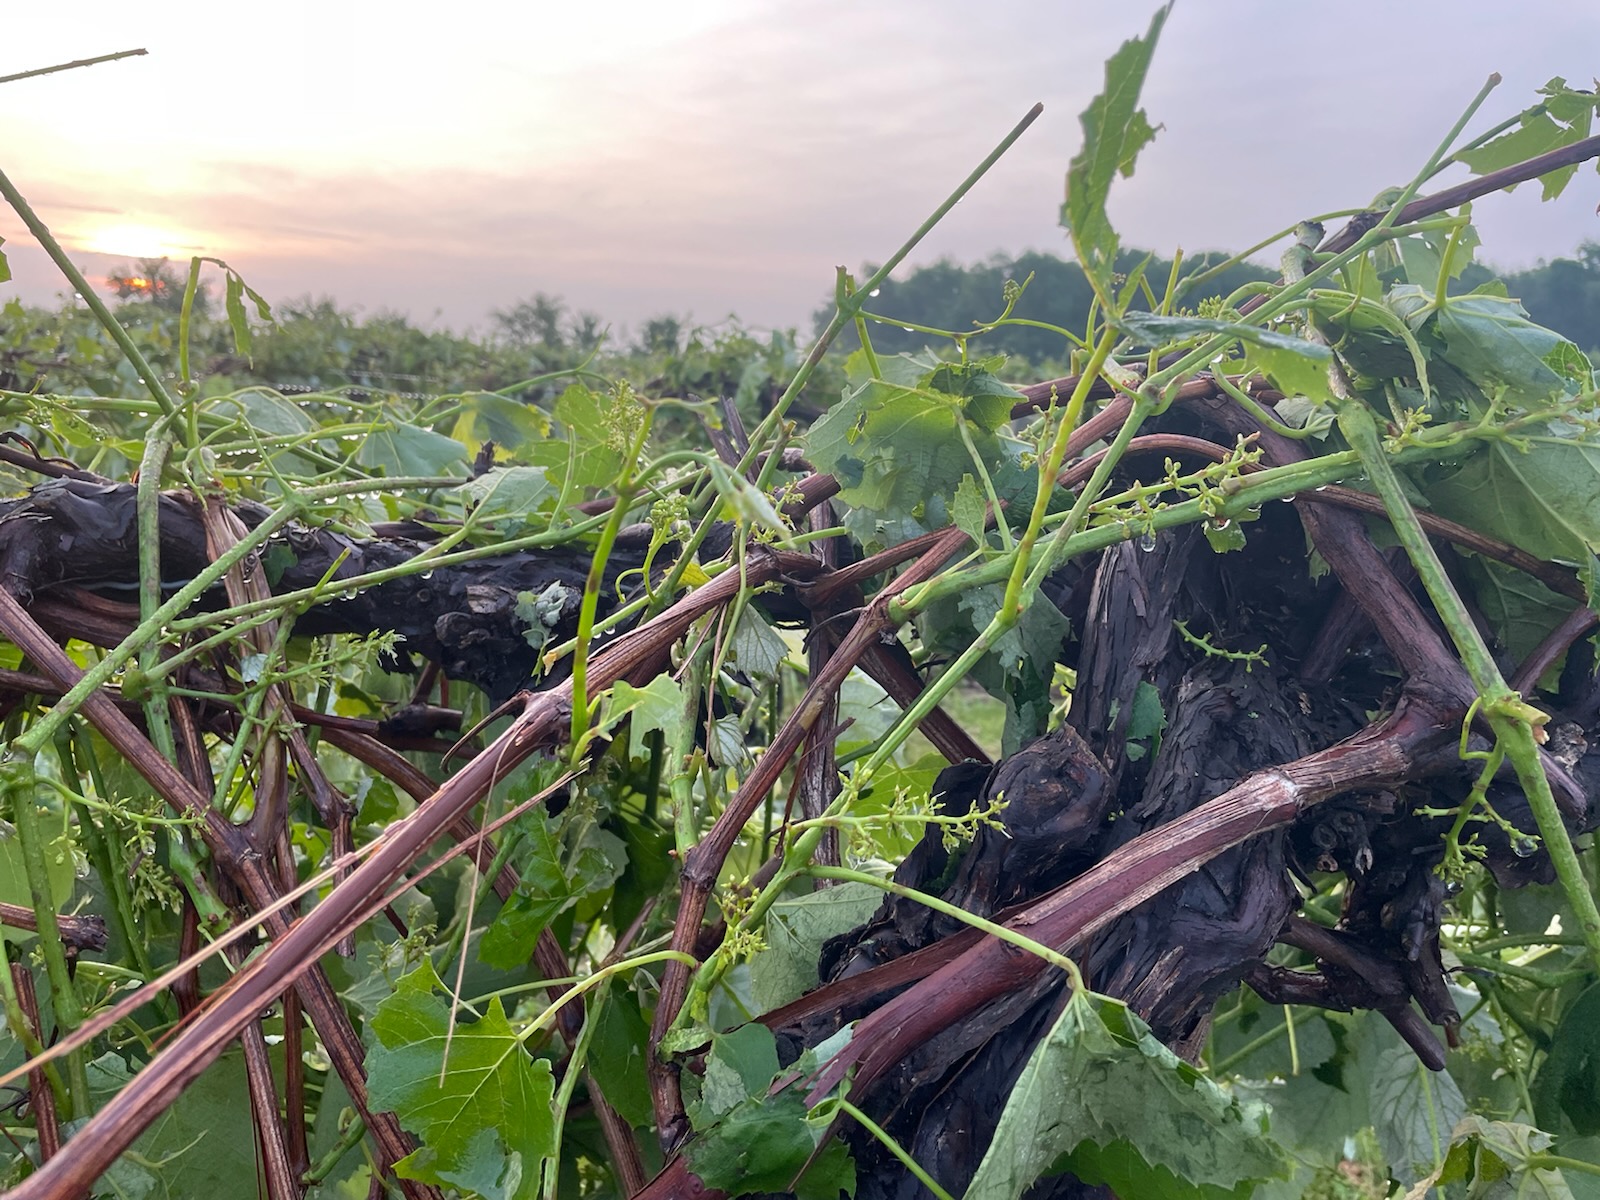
[3,1,1598,338]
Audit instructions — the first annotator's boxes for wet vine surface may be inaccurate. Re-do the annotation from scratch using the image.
[3,10,1600,1200]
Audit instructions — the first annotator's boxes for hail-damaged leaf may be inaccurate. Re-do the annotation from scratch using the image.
[749,881,884,1011]
[1457,78,1600,201]
[952,473,991,547]
[925,358,1025,431]
[1123,679,1166,763]
[1368,1037,1466,1186]
[709,459,794,543]
[1393,223,1482,289]
[450,390,553,455]
[356,421,471,478]
[966,990,1287,1200]
[1408,1116,1576,1200]
[527,384,623,488]
[198,259,272,362]
[805,374,1006,543]
[1204,518,1248,554]
[456,465,554,525]
[367,963,556,1200]
[1061,4,1172,295]
[1533,982,1600,1136]
[608,675,687,763]
[1114,312,1334,402]
[478,810,616,968]
[691,1025,781,1125]
[685,1024,857,1200]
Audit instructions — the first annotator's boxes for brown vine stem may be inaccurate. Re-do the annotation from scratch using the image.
[11,967,59,1162]
[0,547,818,1200]
[646,526,971,1147]
[805,681,1458,1101]
[0,587,440,1200]
[315,723,648,1194]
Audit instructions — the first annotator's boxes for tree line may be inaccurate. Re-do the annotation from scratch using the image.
[11,241,1600,408]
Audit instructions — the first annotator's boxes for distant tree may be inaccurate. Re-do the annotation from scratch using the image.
[638,315,683,355]
[1499,240,1600,353]
[571,310,607,354]
[492,293,568,350]
[104,257,209,316]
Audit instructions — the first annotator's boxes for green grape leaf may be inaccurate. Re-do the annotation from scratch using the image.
[0,238,10,285]
[1062,4,1172,291]
[683,1026,858,1200]
[608,675,688,763]
[210,388,315,436]
[707,714,748,768]
[1460,557,1572,672]
[749,881,884,1012]
[526,384,624,489]
[456,465,554,526]
[1406,1116,1575,1200]
[588,983,655,1128]
[366,963,557,1200]
[1368,1037,1466,1186]
[1428,289,1582,405]
[1457,78,1599,201]
[966,990,1287,1200]
[478,811,614,969]
[952,473,990,547]
[451,391,553,455]
[0,830,76,944]
[1425,423,1600,566]
[805,375,1002,535]
[1533,982,1600,1136]
[727,608,790,681]
[687,1092,846,1197]
[356,421,470,478]
[88,1051,261,1200]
